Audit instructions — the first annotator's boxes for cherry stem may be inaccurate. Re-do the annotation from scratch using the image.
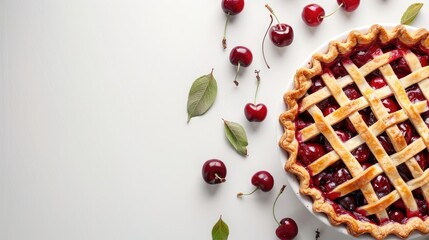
[237,187,259,198]
[322,3,343,19]
[265,4,281,26]
[215,173,226,183]
[315,228,321,240]
[273,185,286,225]
[223,13,230,49]
[233,62,241,86]
[262,14,273,69]
[253,70,261,104]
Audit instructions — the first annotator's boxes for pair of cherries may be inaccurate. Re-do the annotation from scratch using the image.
[202,159,274,191]
[302,0,360,27]
[202,159,298,239]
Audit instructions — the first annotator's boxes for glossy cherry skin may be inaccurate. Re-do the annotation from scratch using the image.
[389,209,405,223]
[229,46,253,67]
[337,0,360,12]
[221,0,244,15]
[202,159,227,184]
[368,77,387,89]
[298,142,326,166]
[269,24,294,47]
[244,103,267,122]
[372,174,392,198]
[251,170,274,192]
[275,218,298,240]
[301,4,325,27]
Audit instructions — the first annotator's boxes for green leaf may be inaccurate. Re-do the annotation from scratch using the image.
[212,215,229,240]
[187,69,217,123]
[223,119,248,156]
[401,3,424,25]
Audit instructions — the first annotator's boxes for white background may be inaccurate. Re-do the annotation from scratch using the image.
[1,0,429,239]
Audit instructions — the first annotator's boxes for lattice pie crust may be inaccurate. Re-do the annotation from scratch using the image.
[279,24,429,239]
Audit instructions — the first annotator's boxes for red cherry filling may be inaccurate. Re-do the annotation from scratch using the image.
[323,130,350,152]
[406,85,426,103]
[377,133,395,155]
[298,142,326,166]
[368,77,387,89]
[372,174,392,199]
[294,41,429,225]
[398,121,414,144]
[389,209,405,223]
[308,76,325,93]
[381,97,400,114]
[352,144,371,163]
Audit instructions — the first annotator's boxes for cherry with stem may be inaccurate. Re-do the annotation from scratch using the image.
[237,170,274,197]
[244,70,268,122]
[273,185,298,240]
[262,4,294,69]
[229,46,253,86]
[302,1,359,27]
[221,0,245,49]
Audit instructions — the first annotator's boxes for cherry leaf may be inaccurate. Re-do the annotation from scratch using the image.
[401,3,423,25]
[223,119,248,156]
[212,215,229,240]
[187,69,217,123]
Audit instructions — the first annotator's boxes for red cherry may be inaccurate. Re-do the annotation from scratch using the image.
[343,84,361,100]
[244,70,267,122]
[338,195,357,211]
[337,0,360,12]
[398,121,413,144]
[381,97,400,114]
[244,103,267,122]
[368,77,387,89]
[251,170,274,192]
[265,4,294,47]
[332,168,352,186]
[407,85,425,103]
[295,116,312,130]
[389,209,405,223]
[415,151,427,170]
[276,218,298,240]
[322,104,339,116]
[237,170,274,197]
[301,4,325,27]
[352,144,371,163]
[270,24,294,47]
[272,186,299,240]
[298,142,326,166]
[202,159,227,184]
[309,77,325,93]
[262,5,294,68]
[372,174,392,198]
[221,0,245,49]
[221,0,244,15]
[229,46,253,85]
[331,61,348,78]
[378,133,395,155]
[360,163,373,172]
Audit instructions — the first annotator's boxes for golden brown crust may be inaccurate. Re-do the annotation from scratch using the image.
[279,24,429,239]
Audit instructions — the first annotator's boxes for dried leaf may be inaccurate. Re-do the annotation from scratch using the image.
[212,215,229,240]
[401,3,423,25]
[223,119,248,156]
[187,70,217,123]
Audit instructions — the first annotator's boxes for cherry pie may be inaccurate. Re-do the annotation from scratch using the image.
[279,24,429,239]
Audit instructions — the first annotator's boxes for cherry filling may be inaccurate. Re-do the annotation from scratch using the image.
[295,40,429,225]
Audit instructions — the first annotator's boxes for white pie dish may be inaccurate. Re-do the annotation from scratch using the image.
[278,23,428,240]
